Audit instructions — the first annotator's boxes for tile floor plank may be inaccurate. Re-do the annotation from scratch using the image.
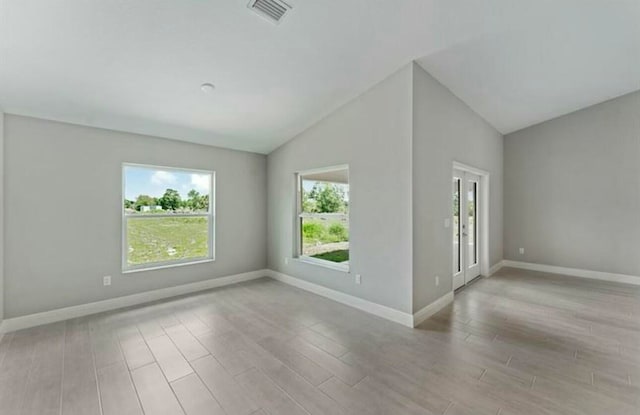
[170,373,226,415]
[147,335,193,382]
[288,336,366,385]
[164,324,209,362]
[196,331,255,376]
[130,363,185,415]
[61,320,101,415]
[236,367,309,415]
[20,322,66,415]
[0,328,40,414]
[191,355,259,415]
[258,336,333,386]
[294,327,349,358]
[118,328,155,370]
[97,360,143,415]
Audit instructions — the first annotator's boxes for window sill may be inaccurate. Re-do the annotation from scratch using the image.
[123,258,215,274]
[293,256,350,273]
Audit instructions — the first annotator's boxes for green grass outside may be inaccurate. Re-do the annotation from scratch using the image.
[302,217,349,264]
[311,249,349,263]
[127,216,209,266]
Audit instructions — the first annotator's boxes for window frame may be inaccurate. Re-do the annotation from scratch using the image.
[121,163,216,274]
[295,164,350,273]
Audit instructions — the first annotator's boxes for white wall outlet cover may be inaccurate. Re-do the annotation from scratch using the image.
[103,276,112,286]
[444,218,451,228]
[284,257,289,265]
[435,276,440,286]
[355,274,361,284]
[519,248,525,254]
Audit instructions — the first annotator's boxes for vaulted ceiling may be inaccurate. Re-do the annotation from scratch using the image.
[1,0,638,153]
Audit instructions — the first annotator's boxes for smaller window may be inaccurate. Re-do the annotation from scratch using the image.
[296,166,349,271]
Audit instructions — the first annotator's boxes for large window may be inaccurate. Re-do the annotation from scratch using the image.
[123,164,214,272]
[296,166,349,270]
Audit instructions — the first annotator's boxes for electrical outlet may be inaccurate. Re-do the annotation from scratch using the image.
[435,276,440,286]
[284,257,289,265]
[444,218,451,228]
[519,248,525,255]
[103,275,111,286]
[355,274,361,284]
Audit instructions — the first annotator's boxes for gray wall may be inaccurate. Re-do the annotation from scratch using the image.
[267,65,414,313]
[4,115,267,318]
[412,63,504,312]
[3,63,507,320]
[505,91,640,277]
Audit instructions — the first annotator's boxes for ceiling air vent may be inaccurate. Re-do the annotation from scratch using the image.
[248,0,291,24]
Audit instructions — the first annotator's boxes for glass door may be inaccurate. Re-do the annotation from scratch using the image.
[465,174,481,282]
[453,169,481,290]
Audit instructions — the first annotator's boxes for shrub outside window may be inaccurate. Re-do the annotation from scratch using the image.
[122,164,215,272]
[297,165,349,271]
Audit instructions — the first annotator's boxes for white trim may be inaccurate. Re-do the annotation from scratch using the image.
[122,258,215,274]
[452,161,490,176]
[0,269,268,333]
[488,260,504,276]
[123,162,214,175]
[1,268,465,334]
[412,292,454,327]
[294,256,350,273]
[295,164,350,176]
[124,213,210,219]
[502,261,640,286]
[267,270,414,327]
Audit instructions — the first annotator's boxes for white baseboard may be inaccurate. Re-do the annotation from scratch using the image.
[502,260,640,286]
[0,269,268,333]
[412,292,454,327]
[266,270,415,327]
[488,260,505,276]
[2,267,467,333]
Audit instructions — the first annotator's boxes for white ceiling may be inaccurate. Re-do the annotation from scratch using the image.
[303,168,348,185]
[1,1,638,154]
[416,2,640,134]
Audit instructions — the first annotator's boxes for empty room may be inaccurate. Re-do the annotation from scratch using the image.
[0,1,639,414]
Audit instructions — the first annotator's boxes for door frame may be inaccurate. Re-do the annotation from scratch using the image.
[452,161,490,289]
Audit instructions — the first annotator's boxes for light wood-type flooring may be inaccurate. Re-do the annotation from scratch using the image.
[0,267,639,414]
